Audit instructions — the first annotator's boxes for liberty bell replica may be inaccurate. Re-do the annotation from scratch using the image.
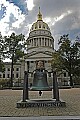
[30,61,51,96]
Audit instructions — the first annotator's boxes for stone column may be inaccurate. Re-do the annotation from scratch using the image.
[50,39,51,47]
[41,37,42,46]
[42,38,44,46]
[46,38,47,46]
[31,39,32,46]
[48,39,49,46]
[38,38,40,46]
[49,39,50,46]
[44,38,45,46]
[25,62,27,71]
[36,38,38,46]
[33,38,34,46]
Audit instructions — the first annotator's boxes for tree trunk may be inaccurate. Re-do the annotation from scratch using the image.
[11,54,14,87]
[69,57,73,87]
[70,74,73,86]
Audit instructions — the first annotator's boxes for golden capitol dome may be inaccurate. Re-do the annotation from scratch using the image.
[30,7,50,32]
[27,7,54,52]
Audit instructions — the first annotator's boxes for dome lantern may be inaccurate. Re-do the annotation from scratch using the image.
[30,8,51,32]
[37,7,42,21]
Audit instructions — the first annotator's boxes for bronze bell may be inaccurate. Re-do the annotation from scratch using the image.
[31,61,51,96]
[30,68,51,91]
[30,61,51,96]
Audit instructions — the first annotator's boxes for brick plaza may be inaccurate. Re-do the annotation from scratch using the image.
[0,88,80,117]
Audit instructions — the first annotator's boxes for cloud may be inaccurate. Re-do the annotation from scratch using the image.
[0,0,80,50]
[52,10,72,26]
[6,0,28,14]
[27,0,34,11]
[0,0,26,35]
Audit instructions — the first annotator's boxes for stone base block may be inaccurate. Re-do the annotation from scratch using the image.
[16,99,66,108]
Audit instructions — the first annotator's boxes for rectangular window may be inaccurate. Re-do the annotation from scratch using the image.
[3,74,5,78]
[0,74,2,78]
[39,24,41,28]
[16,68,19,71]
[64,73,66,77]
[48,72,51,77]
[45,61,47,63]
[8,68,10,71]
[16,73,18,78]
[7,74,10,78]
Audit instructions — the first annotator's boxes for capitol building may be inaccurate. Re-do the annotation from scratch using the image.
[0,8,70,87]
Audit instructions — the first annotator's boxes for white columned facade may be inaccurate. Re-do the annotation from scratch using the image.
[25,8,54,86]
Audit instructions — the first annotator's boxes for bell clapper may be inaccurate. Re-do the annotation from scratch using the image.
[39,90,42,96]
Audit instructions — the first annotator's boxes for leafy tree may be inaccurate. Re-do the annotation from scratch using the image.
[52,34,80,86]
[4,33,26,87]
[0,32,4,72]
[0,79,10,88]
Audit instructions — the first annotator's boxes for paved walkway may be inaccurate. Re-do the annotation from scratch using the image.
[0,88,80,117]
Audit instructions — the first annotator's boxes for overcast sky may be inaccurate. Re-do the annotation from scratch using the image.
[0,0,80,49]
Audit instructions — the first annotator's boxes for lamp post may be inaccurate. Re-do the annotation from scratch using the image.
[23,71,28,101]
[10,44,14,88]
[23,60,29,101]
[52,66,59,101]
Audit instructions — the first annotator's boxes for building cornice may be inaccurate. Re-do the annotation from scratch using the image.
[27,46,54,51]
[27,35,54,40]
[27,51,53,57]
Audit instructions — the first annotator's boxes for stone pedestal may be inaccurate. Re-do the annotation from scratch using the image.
[17,99,66,108]
[16,69,66,108]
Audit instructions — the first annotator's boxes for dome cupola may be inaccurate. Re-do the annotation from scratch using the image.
[27,8,54,53]
[30,7,50,32]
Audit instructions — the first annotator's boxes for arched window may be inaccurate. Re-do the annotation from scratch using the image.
[43,25,45,29]
[35,25,37,29]
[39,24,41,28]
